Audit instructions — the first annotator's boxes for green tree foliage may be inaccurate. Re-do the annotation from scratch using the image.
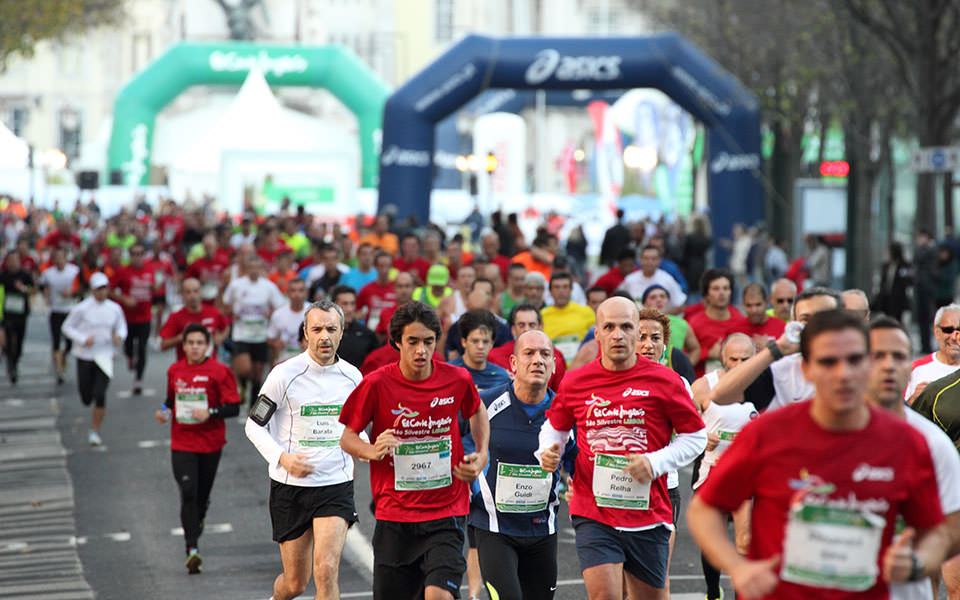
[0,0,125,68]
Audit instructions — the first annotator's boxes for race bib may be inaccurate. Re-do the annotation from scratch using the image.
[175,392,208,424]
[236,309,268,342]
[201,282,218,300]
[592,453,650,510]
[553,334,581,363]
[781,504,885,591]
[495,463,551,513]
[393,438,452,491]
[3,295,25,314]
[292,404,343,448]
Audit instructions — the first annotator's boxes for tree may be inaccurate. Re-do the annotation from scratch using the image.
[843,0,960,235]
[0,0,125,69]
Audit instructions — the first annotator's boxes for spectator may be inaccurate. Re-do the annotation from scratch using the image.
[804,233,831,288]
[875,241,912,323]
[936,243,958,310]
[599,209,631,267]
[915,230,940,353]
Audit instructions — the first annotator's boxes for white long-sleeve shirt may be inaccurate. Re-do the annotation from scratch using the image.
[245,352,363,487]
[60,296,127,361]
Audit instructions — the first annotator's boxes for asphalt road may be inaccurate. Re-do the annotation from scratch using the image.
[10,312,733,599]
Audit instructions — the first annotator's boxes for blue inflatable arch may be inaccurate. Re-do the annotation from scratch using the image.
[378,33,764,263]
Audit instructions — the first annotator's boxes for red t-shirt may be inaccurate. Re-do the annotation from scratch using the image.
[112,265,156,323]
[166,358,240,453]
[376,305,398,337]
[185,256,229,303]
[159,305,229,362]
[146,255,175,298]
[688,307,748,377]
[740,316,786,345]
[696,402,943,600]
[340,360,482,522]
[546,355,705,529]
[592,268,629,295]
[42,230,82,252]
[357,280,397,330]
[487,340,566,392]
[393,256,431,283]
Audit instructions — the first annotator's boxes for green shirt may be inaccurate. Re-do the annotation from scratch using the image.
[913,369,960,450]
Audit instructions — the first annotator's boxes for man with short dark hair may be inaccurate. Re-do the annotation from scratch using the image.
[159,278,229,363]
[592,248,635,295]
[268,277,309,365]
[741,283,785,348]
[111,241,158,394]
[356,251,397,333]
[328,285,380,369]
[688,269,749,377]
[449,310,511,392]
[542,272,595,365]
[586,286,608,313]
[689,310,952,599]
[375,271,415,344]
[618,245,686,312]
[497,263,527,319]
[444,278,512,359]
[394,233,431,284]
[340,301,490,600]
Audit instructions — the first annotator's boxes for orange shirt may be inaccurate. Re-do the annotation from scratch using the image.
[511,250,553,279]
[358,232,399,256]
[269,269,297,294]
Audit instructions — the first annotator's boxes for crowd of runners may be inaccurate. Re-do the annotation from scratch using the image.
[4,196,960,599]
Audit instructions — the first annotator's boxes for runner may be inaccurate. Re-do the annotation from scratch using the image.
[472,330,574,600]
[488,304,566,392]
[328,285,380,370]
[245,299,363,600]
[687,309,952,599]
[339,301,490,600]
[159,278,229,362]
[537,297,707,600]
[689,333,758,600]
[155,323,241,574]
[866,316,960,600]
[222,254,285,406]
[110,241,158,394]
[267,277,309,365]
[38,247,81,384]
[60,272,127,446]
[184,232,229,305]
[0,250,34,384]
[904,303,960,403]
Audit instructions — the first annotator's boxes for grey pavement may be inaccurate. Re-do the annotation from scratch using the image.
[3,312,732,599]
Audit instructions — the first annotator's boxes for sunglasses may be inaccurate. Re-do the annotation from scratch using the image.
[774,298,794,304]
[939,325,960,334]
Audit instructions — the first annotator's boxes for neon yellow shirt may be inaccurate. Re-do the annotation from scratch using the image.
[542,302,596,366]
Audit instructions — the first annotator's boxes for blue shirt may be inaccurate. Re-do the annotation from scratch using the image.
[469,383,577,537]
[449,357,512,392]
[339,267,377,293]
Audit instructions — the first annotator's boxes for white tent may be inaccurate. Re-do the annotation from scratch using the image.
[0,119,29,169]
[171,67,314,174]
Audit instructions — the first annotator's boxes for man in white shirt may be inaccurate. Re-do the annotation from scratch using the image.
[268,277,309,365]
[223,254,286,406]
[245,299,362,600]
[60,272,127,446]
[866,316,960,600]
[617,245,686,313]
[905,303,960,404]
[39,247,80,384]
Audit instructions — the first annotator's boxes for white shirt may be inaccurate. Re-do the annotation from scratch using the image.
[765,354,815,412]
[904,353,960,400]
[302,262,350,287]
[60,296,128,361]
[892,410,960,600]
[244,353,362,487]
[617,269,687,309]
[223,276,285,343]
[39,264,80,313]
[267,304,308,364]
[694,370,759,489]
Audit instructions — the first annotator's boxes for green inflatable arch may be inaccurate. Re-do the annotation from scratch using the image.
[107,41,390,188]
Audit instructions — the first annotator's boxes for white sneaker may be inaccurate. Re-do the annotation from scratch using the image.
[88,431,102,446]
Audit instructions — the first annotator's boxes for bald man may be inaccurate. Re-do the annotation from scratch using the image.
[538,298,706,600]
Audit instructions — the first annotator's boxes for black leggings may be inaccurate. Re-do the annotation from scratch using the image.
[475,528,557,600]
[49,312,72,353]
[77,359,109,407]
[3,316,26,374]
[124,321,151,379]
[171,449,222,551]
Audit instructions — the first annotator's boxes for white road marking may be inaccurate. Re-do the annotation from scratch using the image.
[91,445,108,452]
[104,532,131,542]
[116,391,132,399]
[170,523,233,536]
[138,440,170,448]
[143,388,156,396]
[342,525,375,581]
[0,542,28,552]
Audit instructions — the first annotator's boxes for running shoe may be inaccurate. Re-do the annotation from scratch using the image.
[88,431,102,446]
[185,548,202,574]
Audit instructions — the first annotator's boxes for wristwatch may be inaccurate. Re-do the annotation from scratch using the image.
[908,552,925,581]
[766,340,784,361]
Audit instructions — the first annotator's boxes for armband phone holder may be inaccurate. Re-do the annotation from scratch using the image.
[250,395,277,426]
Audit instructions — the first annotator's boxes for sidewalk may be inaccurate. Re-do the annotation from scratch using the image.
[0,317,93,600]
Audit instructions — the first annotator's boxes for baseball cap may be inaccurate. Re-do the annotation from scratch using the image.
[89,272,109,289]
[426,264,449,286]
